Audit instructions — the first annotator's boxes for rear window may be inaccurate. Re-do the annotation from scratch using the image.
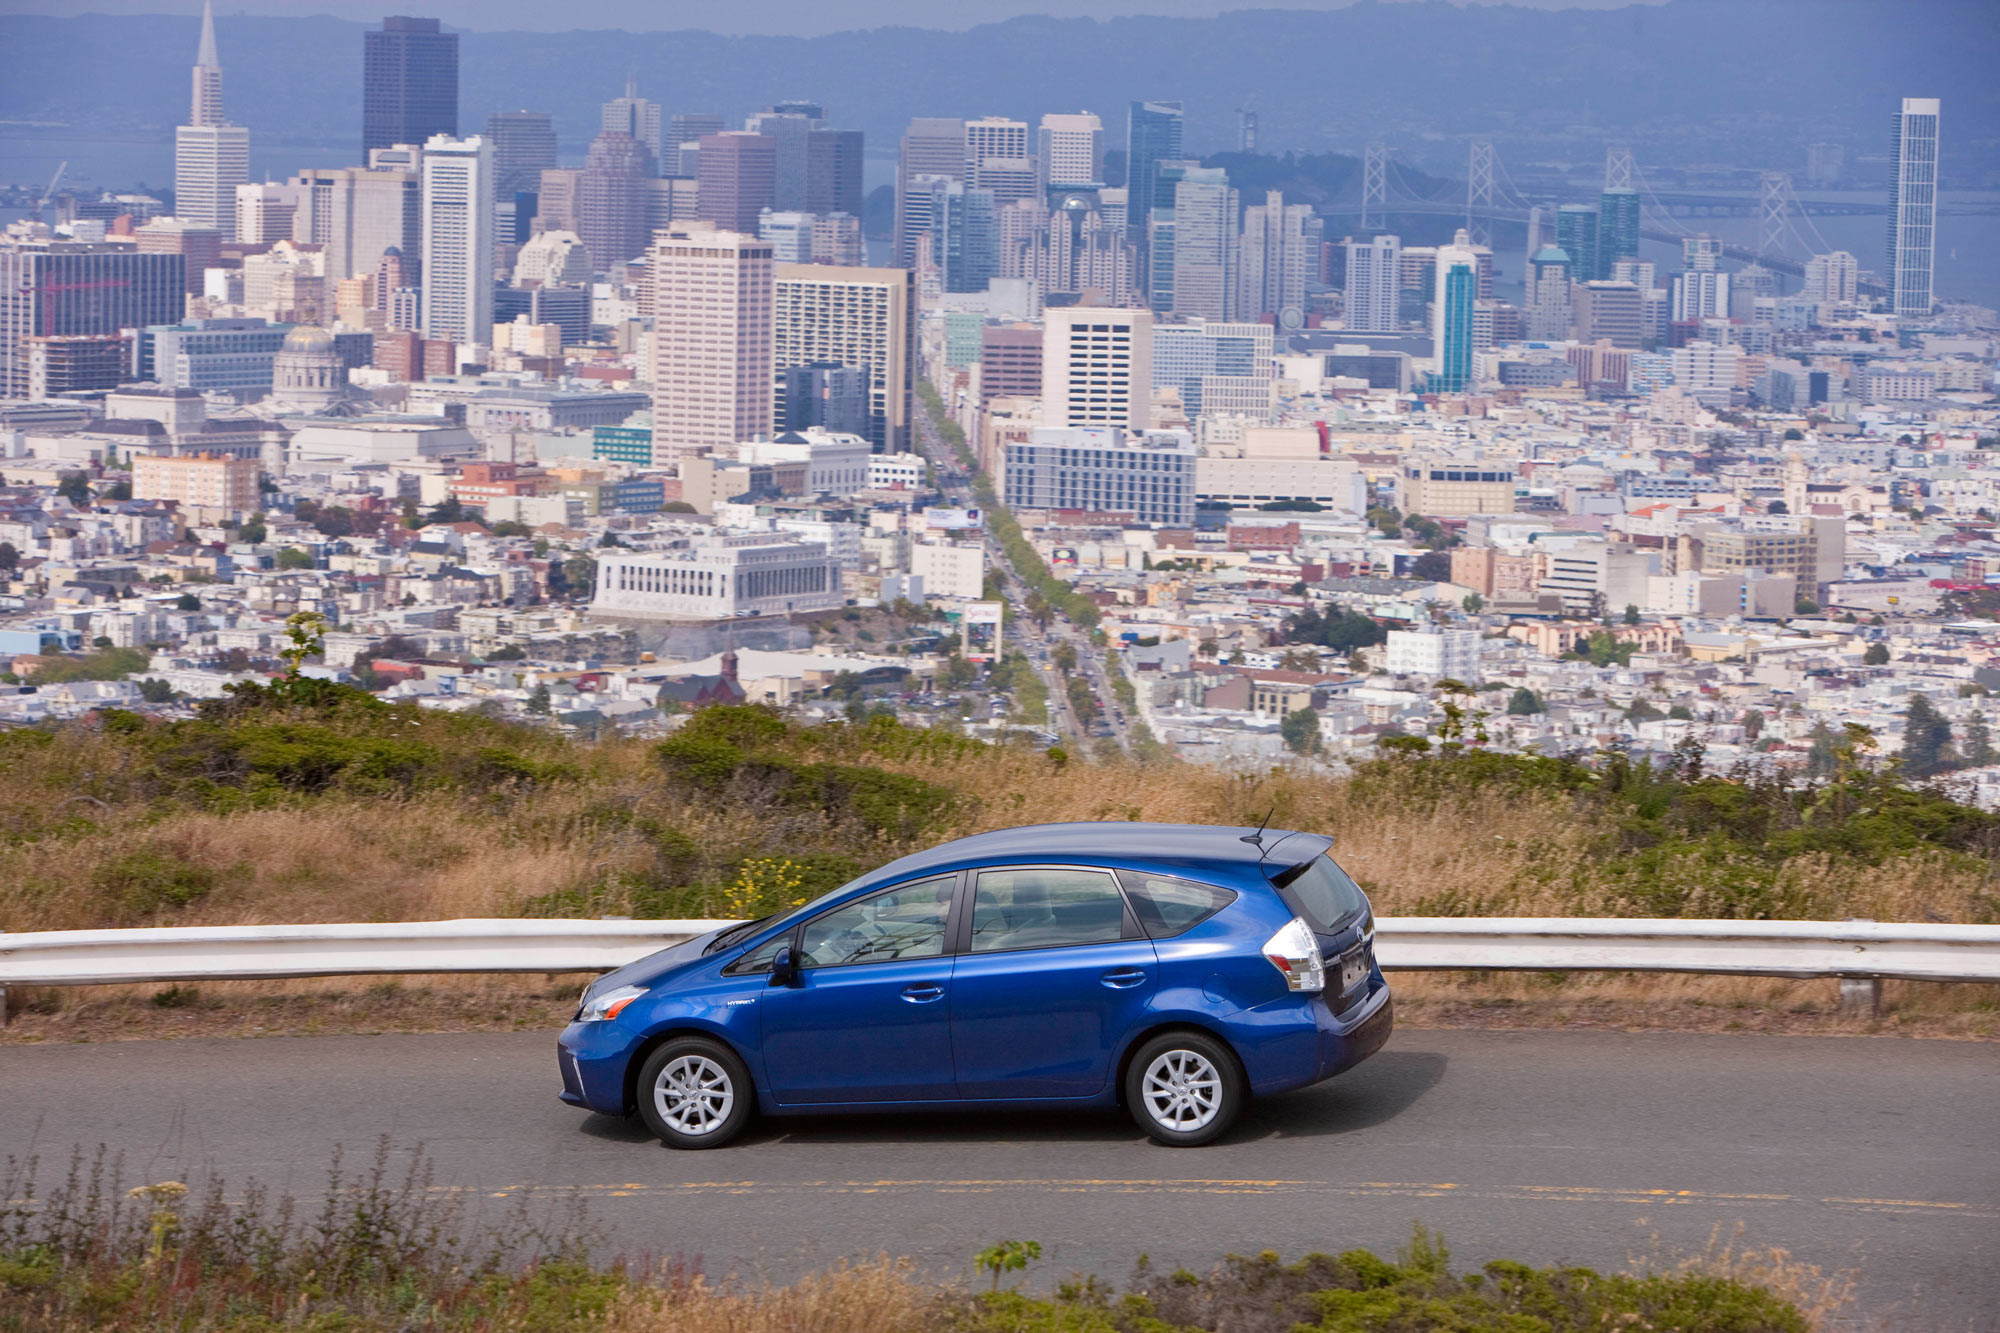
[1271,853,1369,934]
[1119,872,1236,939]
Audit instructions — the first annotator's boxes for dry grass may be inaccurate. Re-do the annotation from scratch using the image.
[608,1257,936,1333]
[1635,1222,1858,1332]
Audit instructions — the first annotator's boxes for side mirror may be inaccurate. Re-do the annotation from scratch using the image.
[769,945,801,987]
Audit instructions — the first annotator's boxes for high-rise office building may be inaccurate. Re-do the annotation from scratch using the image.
[486,110,557,202]
[419,134,492,346]
[1169,167,1237,321]
[805,129,864,217]
[745,102,824,212]
[1597,187,1639,280]
[1683,233,1722,271]
[697,132,778,234]
[174,0,249,240]
[1125,100,1183,238]
[1554,205,1598,289]
[1886,97,1940,319]
[1431,229,1478,393]
[576,130,656,272]
[666,113,724,177]
[1,241,185,398]
[1041,305,1153,431]
[649,225,774,467]
[1806,142,1846,187]
[289,154,423,285]
[773,263,916,452]
[1344,234,1402,332]
[602,79,664,163]
[136,218,222,297]
[1671,269,1730,323]
[1525,244,1572,340]
[925,179,999,294]
[1039,113,1104,188]
[363,17,457,156]
[964,117,1030,186]
[894,118,965,267]
[1238,190,1316,321]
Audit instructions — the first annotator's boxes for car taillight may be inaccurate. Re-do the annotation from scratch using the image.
[1262,917,1325,993]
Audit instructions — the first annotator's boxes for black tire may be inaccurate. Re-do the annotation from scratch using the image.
[634,1037,755,1149]
[1123,1030,1245,1146]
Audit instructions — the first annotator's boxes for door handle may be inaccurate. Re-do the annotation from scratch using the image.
[900,984,946,1003]
[1100,968,1147,989]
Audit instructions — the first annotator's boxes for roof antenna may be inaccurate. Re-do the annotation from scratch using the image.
[1240,805,1276,847]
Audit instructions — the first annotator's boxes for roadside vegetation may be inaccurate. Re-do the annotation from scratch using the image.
[0,1146,1828,1332]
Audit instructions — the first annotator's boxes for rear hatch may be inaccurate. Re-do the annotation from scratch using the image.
[1263,834,1376,1011]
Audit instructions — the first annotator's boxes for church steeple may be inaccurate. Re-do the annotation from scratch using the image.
[191,0,224,126]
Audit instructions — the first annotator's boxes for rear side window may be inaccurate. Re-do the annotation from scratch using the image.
[971,868,1127,952]
[1271,853,1369,933]
[1119,872,1236,939]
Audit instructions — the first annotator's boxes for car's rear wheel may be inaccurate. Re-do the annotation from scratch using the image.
[635,1037,753,1149]
[1124,1030,1244,1146]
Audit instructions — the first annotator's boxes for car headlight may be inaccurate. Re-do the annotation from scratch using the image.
[1261,917,1326,993]
[576,983,647,1022]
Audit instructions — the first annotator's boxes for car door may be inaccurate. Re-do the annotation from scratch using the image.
[948,865,1158,1100]
[758,874,960,1105]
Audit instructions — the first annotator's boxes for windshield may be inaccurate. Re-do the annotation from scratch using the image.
[1270,853,1369,935]
[702,914,775,954]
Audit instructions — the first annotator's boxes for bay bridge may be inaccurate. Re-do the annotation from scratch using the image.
[1323,141,1914,296]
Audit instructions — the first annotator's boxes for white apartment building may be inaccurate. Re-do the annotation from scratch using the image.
[1383,628,1481,680]
[592,532,843,620]
[1037,112,1103,187]
[1000,425,1194,525]
[912,540,986,600]
[1538,540,1657,615]
[867,452,925,489]
[738,428,871,496]
[1042,305,1153,430]
[773,263,916,453]
[1672,340,1743,406]
[650,225,775,467]
[420,135,494,345]
[1802,250,1859,305]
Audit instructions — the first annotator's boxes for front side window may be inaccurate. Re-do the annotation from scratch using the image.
[797,876,954,969]
[970,867,1127,953]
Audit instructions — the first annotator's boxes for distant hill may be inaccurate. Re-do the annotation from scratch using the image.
[0,0,1992,179]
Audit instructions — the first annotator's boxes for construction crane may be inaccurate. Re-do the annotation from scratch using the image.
[34,160,68,222]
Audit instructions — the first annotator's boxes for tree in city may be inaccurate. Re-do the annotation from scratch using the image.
[275,547,314,570]
[1626,698,1664,722]
[0,541,16,571]
[527,683,552,715]
[1900,693,1956,779]
[1963,713,1998,768]
[1506,688,1544,716]
[1409,550,1453,583]
[1365,506,1402,539]
[598,531,626,548]
[237,513,267,544]
[1668,704,1694,720]
[1280,706,1322,756]
[426,497,470,527]
[1054,642,1079,674]
[137,678,175,703]
[1740,709,1765,740]
[1795,597,1820,615]
[1863,642,1890,665]
[560,554,598,601]
[103,480,131,501]
[55,473,93,506]
[175,592,201,611]
[1623,604,1640,626]
[1461,593,1484,613]
[941,654,978,689]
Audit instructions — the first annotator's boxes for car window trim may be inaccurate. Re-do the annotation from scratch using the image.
[958,862,1146,958]
[789,870,965,973]
[1112,867,1239,940]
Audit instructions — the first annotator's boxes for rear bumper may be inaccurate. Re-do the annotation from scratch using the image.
[1242,972,1392,1098]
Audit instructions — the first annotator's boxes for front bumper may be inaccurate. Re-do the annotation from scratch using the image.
[556,1020,645,1115]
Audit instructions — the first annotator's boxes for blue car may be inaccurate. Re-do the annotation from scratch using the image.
[558,821,1391,1148]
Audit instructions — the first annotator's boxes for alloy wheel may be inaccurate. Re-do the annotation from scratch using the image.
[1142,1048,1221,1131]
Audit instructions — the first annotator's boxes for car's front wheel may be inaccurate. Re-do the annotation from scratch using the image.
[1124,1030,1244,1146]
[635,1037,753,1149]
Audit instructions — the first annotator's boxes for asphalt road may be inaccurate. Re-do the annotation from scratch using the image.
[4,1029,1995,1328]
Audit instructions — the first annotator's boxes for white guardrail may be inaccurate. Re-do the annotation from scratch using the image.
[3,917,1998,990]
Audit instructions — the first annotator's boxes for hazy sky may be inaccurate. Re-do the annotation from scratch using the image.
[0,0,1667,38]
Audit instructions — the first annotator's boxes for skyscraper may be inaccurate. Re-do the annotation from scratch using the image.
[805,129,864,217]
[486,110,557,203]
[576,130,656,272]
[773,264,916,452]
[363,17,458,157]
[964,117,1030,186]
[174,0,249,240]
[666,113,724,177]
[1238,190,1316,321]
[746,102,822,211]
[1596,187,1639,280]
[894,118,965,267]
[419,134,493,346]
[649,225,774,467]
[925,179,998,294]
[1431,229,1478,393]
[697,132,778,234]
[1803,250,1859,305]
[1344,233,1402,333]
[1554,205,1598,289]
[1039,112,1104,188]
[1525,244,1572,340]
[1,241,186,399]
[1125,100,1183,238]
[1169,167,1238,321]
[1886,97,1940,319]
[602,79,664,163]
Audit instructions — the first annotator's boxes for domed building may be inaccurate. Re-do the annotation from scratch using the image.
[267,324,359,415]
